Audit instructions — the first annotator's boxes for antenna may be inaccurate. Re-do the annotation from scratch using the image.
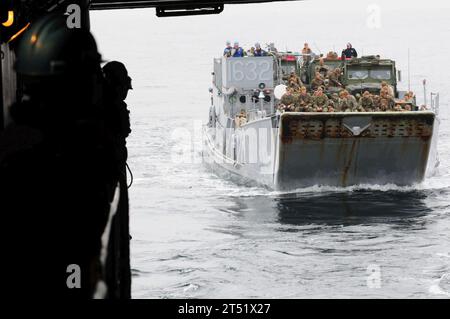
[423,79,427,106]
[313,42,322,56]
[407,48,411,92]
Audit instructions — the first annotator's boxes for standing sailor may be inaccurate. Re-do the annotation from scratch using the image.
[254,43,267,56]
[223,41,232,57]
[302,42,313,64]
[232,41,245,57]
[341,43,358,59]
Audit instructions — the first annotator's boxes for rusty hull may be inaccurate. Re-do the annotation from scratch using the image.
[275,112,435,189]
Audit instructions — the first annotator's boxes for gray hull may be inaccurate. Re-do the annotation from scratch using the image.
[203,112,435,190]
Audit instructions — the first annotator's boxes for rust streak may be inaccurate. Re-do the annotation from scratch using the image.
[342,140,357,187]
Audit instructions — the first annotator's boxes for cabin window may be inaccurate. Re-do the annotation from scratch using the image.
[281,62,296,76]
[347,69,369,80]
[370,69,391,80]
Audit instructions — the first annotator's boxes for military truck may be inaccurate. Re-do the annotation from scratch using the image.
[301,56,343,85]
[276,51,302,81]
[298,55,405,97]
[342,56,400,96]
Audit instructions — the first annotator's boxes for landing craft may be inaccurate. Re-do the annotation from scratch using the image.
[203,50,439,189]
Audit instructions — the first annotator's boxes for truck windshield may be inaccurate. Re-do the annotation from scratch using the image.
[281,63,296,75]
[370,69,391,80]
[347,69,369,80]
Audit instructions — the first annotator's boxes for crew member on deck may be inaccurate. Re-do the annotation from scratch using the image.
[232,41,245,57]
[254,43,267,56]
[223,41,232,57]
[341,43,358,59]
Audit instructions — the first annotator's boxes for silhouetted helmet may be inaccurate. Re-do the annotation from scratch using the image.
[103,61,133,90]
[15,13,101,77]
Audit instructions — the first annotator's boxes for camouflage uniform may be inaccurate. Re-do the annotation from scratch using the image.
[291,91,300,110]
[379,98,389,111]
[372,95,381,111]
[280,92,296,111]
[329,94,340,111]
[360,96,374,112]
[381,82,395,98]
[294,92,312,112]
[312,93,328,112]
[339,97,357,112]
[325,99,335,112]
[327,70,342,87]
[393,104,403,112]
[288,73,302,85]
[311,77,324,91]
[380,97,395,111]
[288,81,301,92]
[315,65,330,78]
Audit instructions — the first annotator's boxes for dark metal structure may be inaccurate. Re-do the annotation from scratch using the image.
[90,0,296,16]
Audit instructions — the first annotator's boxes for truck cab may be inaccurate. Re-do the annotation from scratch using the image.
[277,52,301,81]
[342,56,398,96]
[303,57,343,84]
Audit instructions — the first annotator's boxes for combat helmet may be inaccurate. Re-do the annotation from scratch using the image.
[15,13,101,77]
[103,61,133,100]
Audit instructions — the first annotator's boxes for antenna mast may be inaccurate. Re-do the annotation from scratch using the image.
[408,48,411,92]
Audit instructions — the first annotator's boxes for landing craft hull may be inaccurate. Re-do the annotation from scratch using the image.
[203,112,435,190]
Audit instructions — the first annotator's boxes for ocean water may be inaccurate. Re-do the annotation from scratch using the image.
[91,0,450,298]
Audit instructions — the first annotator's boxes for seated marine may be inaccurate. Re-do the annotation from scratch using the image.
[326,99,336,112]
[403,104,412,111]
[315,58,330,78]
[379,98,392,111]
[380,81,394,97]
[279,87,296,112]
[235,109,247,127]
[311,87,328,112]
[407,91,415,101]
[372,95,382,111]
[310,72,324,91]
[359,91,375,112]
[393,104,404,112]
[379,91,395,110]
[401,91,414,103]
[327,68,343,88]
[294,86,311,112]
[288,73,302,91]
[326,51,339,60]
[288,80,300,92]
[338,90,358,112]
